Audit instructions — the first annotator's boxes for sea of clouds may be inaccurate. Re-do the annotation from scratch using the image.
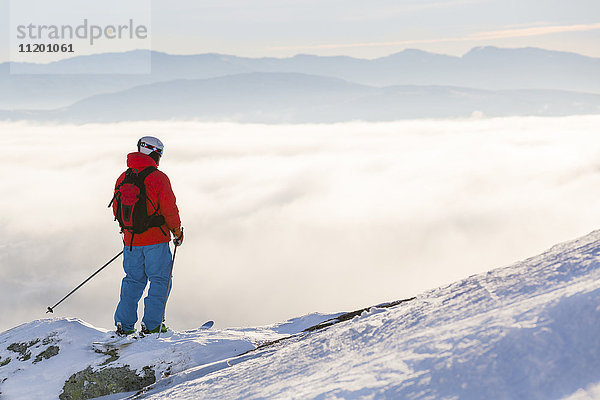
[2,115,600,332]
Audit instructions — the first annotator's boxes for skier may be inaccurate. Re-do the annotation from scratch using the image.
[111,136,183,335]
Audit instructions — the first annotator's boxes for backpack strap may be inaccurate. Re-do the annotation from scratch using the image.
[137,166,157,181]
[138,167,162,217]
[130,167,159,249]
[136,167,158,212]
[138,167,167,236]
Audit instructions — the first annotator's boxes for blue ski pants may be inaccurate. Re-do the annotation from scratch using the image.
[114,242,173,331]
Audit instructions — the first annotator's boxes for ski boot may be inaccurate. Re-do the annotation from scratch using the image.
[141,322,168,335]
[116,322,135,337]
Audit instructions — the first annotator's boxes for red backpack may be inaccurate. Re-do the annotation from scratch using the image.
[109,167,166,248]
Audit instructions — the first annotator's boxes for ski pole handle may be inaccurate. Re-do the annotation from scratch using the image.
[173,227,184,246]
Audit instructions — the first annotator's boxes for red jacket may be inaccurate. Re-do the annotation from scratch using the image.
[113,152,181,246]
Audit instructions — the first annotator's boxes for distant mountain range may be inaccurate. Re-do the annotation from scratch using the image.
[3,72,599,123]
[1,47,599,122]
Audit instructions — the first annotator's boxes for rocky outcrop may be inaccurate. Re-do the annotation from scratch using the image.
[60,365,155,400]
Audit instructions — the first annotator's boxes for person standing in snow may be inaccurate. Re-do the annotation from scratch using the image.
[111,136,183,335]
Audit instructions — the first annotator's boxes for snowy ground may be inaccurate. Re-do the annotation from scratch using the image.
[0,313,341,399]
[2,230,600,399]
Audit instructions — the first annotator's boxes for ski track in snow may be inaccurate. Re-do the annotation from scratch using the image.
[2,231,600,399]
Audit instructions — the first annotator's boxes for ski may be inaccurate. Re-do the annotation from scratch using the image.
[182,321,214,334]
[92,333,141,351]
[200,320,214,330]
[92,321,212,350]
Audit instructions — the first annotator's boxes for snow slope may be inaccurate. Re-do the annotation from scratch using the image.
[2,230,600,399]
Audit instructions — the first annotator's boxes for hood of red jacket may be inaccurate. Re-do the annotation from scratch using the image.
[127,152,157,171]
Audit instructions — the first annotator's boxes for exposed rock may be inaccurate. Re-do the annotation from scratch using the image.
[60,365,155,400]
[42,333,60,346]
[34,345,60,363]
[7,339,40,361]
[94,348,120,365]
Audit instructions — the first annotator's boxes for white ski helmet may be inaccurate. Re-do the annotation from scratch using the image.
[137,136,164,157]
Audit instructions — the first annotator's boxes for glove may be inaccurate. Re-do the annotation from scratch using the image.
[172,227,184,246]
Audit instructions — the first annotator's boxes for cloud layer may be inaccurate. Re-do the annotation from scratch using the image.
[2,116,600,332]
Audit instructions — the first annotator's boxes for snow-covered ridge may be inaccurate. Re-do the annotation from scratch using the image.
[2,230,600,399]
[0,312,347,399]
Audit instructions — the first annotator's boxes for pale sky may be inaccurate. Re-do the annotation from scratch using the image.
[1,0,599,62]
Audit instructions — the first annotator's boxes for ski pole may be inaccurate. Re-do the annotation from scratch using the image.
[46,250,123,314]
[158,239,180,338]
